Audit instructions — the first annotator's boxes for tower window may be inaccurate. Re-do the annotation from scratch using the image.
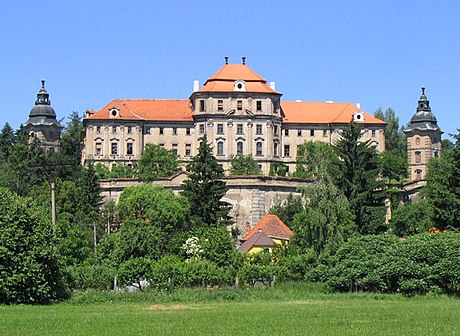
[126,143,133,155]
[415,151,422,163]
[199,100,205,112]
[416,137,420,145]
[256,100,262,111]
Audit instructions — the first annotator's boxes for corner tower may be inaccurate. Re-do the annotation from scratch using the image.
[24,80,63,150]
[404,87,442,181]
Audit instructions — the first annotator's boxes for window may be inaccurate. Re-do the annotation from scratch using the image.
[95,142,102,156]
[185,144,191,156]
[256,142,263,156]
[172,144,178,156]
[256,124,263,135]
[186,128,191,135]
[416,137,420,145]
[159,143,165,147]
[236,124,243,135]
[96,126,101,134]
[218,100,223,111]
[159,127,164,135]
[415,151,421,163]
[371,129,376,138]
[274,125,279,136]
[173,127,178,135]
[126,143,133,155]
[145,127,151,134]
[217,124,224,134]
[323,130,328,137]
[297,130,302,137]
[237,141,243,155]
[256,100,262,111]
[310,129,314,137]
[237,100,242,111]
[199,124,205,134]
[199,100,205,112]
[274,143,279,157]
[127,126,132,134]
[217,141,224,156]
[415,169,422,180]
[284,129,289,136]
[111,142,118,155]
[284,145,290,157]
[112,126,117,133]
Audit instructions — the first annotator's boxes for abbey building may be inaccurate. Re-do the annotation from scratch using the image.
[82,58,386,175]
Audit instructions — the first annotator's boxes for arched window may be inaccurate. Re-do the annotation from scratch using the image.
[237,141,243,155]
[217,141,224,156]
[415,137,420,145]
[415,151,421,163]
[256,142,263,156]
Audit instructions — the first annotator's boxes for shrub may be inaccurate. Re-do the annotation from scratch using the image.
[68,264,116,291]
[118,257,155,290]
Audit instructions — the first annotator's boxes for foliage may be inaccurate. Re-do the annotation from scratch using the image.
[380,150,408,182]
[118,257,155,290]
[294,141,340,179]
[67,264,116,291]
[56,112,84,179]
[230,154,262,175]
[78,163,103,224]
[0,122,15,162]
[269,193,303,228]
[110,163,136,178]
[276,163,287,176]
[390,199,434,237]
[137,144,179,180]
[181,135,231,227]
[335,121,386,234]
[0,188,69,304]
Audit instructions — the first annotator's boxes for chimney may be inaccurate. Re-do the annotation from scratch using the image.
[269,82,276,90]
[225,56,229,64]
[193,80,199,92]
[295,99,302,102]
[242,56,246,65]
[356,102,361,109]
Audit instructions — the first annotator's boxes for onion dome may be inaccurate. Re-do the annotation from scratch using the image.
[24,80,62,128]
[405,87,442,134]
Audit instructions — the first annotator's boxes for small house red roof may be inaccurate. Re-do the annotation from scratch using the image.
[239,231,276,253]
[242,214,293,241]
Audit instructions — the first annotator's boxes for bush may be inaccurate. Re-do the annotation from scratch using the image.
[118,257,155,290]
[68,264,116,291]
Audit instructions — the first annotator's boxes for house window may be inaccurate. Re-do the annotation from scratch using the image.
[218,100,223,111]
[126,143,133,155]
[237,141,243,155]
[159,127,164,135]
[199,124,205,134]
[199,100,205,112]
[95,142,102,156]
[415,151,421,163]
[145,127,151,134]
[217,124,224,134]
[284,145,290,157]
[127,126,132,134]
[274,125,279,136]
[111,142,118,155]
[274,143,279,157]
[284,129,289,136]
[237,100,243,111]
[323,130,328,137]
[371,129,376,137]
[173,127,178,135]
[256,142,263,156]
[172,144,178,156]
[310,129,314,137]
[112,126,117,133]
[96,126,101,134]
[236,124,243,135]
[256,100,262,111]
[185,144,191,156]
[256,124,263,135]
[217,141,224,156]
[186,128,191,135]
[297,130,302,137]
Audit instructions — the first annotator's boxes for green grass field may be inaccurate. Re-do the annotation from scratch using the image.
[1,285,459,335]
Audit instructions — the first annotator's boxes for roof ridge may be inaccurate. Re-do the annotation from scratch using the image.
[331,102,355,123]
[118,100,146,121]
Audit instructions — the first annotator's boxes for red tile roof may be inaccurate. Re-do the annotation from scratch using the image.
[242,214,293,241]
[281,101,385,125]
[85,99,194,122]
[239,231,276,253]
[198,64,279,94]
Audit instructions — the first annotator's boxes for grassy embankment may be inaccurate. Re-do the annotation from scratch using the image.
[1,283,459,335]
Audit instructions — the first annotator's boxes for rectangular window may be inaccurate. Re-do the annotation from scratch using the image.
[310,129,314,137]
[237,100,243,111]
[111,142,118,155]
[256,124,263,135]
[323,130,328,137]
[274,143,279,157]
[199,100,205,112]
[199,124,205,134]
[217,142,224,156]
[96,126,101,134]
[217,124,224,134]
[284,145,290,157]
[256,142,263,156]
[95,142,102,156]
[127,143,133,155]
[185,144,191,156]
[172,144,178,156]
[256,100,262,111]
[218,100,223,111]
[112,126,117,133]
[145,127,151,134]
[297,130,302,137]
[173,127,178,135]
[127,126,132,134]
[159,143,165,147]
[237,142,243,155]
[274,125,279,136]
[186,128,191,135]
[371,129,376,137]
[284,129,289,136]
[159,127,164,135]
[236,124,243,135]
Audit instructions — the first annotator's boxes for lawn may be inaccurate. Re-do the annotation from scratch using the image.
[1,286,459,335]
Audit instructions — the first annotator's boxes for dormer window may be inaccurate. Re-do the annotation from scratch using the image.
[234,80,246,92]
[353,111,364,122]
[109,107,120,118]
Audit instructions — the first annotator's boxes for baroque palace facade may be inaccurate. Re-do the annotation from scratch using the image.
[82,58,386,175]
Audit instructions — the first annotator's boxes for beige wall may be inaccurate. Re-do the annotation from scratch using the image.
[406,132,442,181]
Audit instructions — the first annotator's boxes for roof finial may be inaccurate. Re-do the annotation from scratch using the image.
[242,56,246,65]
[41,79,46,89]
[224,56,228,64]
[421,86,425,95]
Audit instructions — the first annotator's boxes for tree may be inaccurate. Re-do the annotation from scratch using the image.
[294,141,340,179]
[57,112,84,178]
[181,135,231,227]
[0,123,15,162]
[335,121,386,234]
[390,199,434,237]
[270,193,303,228]
[78,163,103,225]
[137,144,179,180]
[0,188,69,304]
[230,155,262,175]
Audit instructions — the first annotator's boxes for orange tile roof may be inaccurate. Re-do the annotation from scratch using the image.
[85,99,194,122]
[198,64,280,94]
[242,214,293,241]
[281,101,385,125]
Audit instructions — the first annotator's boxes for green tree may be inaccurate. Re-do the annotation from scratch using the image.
[335,121,386,234]
[294,141,340,179]
[390,199,434,237]
[0,122,15,162]
[230,155,262,175]
[57,112,84,178]
[270,193,303,228]
[109,163,136,178]
[137,144,179,180]
[78,163,103,226]
[0,188,69,304]
[181,135,231,227]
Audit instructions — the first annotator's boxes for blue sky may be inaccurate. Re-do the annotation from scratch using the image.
[1,1,459,138]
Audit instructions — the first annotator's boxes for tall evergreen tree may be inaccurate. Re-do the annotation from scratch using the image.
[181,135,231,227]
[0,123,15,162]
[335,121,386,234]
